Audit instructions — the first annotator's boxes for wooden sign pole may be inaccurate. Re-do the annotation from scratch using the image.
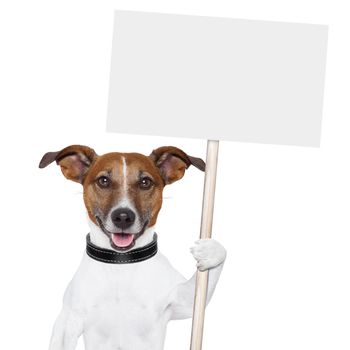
[190,140,219,350]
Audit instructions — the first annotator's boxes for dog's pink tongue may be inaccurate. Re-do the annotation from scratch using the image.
[111,233,134,248]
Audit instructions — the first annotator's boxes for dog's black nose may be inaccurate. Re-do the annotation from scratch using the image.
[111,208,136,230]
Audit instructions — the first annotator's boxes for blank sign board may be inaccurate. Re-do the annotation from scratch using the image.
[107,11,328,147]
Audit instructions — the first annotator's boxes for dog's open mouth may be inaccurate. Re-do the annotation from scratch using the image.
[111,232,134,249]
[95,216,148,251]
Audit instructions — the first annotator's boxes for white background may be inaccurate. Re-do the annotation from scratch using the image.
[0,1,349,350]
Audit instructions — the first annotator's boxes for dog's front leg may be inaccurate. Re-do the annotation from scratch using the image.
[49,306,83,350]
[168,239,226,320]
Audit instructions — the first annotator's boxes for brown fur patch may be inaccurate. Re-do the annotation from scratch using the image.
[83,153,123,225]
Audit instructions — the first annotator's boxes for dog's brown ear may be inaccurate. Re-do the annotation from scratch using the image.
[150,146,205,185]
[39,145,97,184]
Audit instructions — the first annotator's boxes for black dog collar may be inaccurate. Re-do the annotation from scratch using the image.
[86,233,158,264]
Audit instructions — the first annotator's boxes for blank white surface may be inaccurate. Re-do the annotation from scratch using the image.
[107,11,328,146]
[0,1,349,350]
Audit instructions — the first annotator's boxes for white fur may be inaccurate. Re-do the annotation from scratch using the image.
[49,221,226,350]
[122,156,127,194]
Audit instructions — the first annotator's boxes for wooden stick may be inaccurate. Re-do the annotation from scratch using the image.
[190,140,219,350]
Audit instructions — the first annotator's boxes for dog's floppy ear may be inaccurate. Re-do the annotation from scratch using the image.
[39,145,97,184]
[150,146,205,185]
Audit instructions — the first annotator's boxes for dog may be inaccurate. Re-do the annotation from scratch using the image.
[39,145,226,350]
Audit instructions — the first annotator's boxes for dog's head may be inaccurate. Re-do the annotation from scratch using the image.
[39,145,205,251]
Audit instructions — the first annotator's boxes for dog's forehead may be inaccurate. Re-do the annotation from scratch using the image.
[89,152,123,175]
[91,152,157,177]
[123,153,156,170]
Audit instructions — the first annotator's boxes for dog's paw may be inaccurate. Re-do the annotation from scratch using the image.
[190,239,226,271]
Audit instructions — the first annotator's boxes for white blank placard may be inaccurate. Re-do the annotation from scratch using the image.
[107,11,328,147]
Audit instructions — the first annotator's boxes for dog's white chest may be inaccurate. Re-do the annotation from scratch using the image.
[67,253,183,350]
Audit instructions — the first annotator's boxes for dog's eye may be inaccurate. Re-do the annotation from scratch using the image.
[97,176,110,188]
[139,177,153,190]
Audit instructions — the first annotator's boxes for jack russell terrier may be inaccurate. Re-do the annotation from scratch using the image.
[39,145,226,350]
